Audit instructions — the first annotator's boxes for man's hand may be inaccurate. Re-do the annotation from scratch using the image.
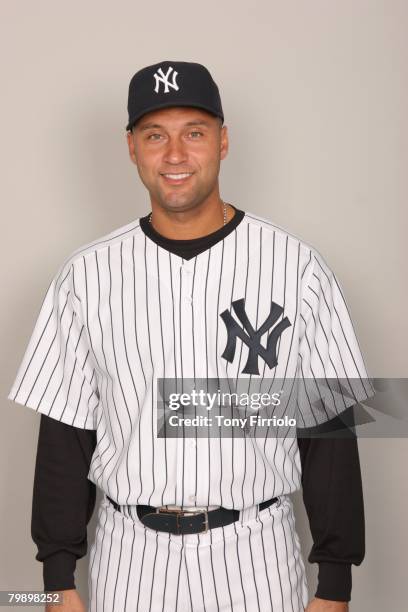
[45,589,85,611]
[306,597,349,611]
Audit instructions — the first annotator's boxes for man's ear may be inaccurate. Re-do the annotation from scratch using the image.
[220,125,229,161]
[126,130,137,165]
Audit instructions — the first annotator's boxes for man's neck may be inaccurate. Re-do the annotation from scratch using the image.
[148,200,235,240]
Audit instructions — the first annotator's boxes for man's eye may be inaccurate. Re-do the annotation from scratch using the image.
[190,131,203,138]
[147,133,162,140]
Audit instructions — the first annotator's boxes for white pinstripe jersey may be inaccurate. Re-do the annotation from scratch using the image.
[7,210,375,509]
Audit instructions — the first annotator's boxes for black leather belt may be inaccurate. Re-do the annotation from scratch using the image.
[106,495,279,535]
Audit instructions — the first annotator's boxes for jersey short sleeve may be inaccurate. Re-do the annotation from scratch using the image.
[7,261,100,430]
[296,250,376,428]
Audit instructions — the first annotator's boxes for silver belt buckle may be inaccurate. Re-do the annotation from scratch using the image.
[182,509,209,534]
[156,506,209,533]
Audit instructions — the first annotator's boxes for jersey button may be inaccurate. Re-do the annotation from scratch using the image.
[188,494,196,502]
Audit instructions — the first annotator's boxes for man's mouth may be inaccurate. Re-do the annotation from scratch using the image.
[160,172,194,184]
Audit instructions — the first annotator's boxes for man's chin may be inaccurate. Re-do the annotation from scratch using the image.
[157,196,198,213]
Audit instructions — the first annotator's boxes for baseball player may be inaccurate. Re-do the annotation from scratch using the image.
[7,61,375,611]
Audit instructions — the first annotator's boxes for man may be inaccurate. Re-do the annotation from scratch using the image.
[7,60,375,611]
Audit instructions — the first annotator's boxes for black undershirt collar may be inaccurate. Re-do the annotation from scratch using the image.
[139,204,245,260]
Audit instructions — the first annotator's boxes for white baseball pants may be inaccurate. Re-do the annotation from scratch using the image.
[88,495,309,611]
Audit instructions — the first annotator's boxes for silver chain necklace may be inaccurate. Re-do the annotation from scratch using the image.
[148,201,228,227]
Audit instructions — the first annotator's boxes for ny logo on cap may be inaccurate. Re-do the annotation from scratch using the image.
[220,298,292,375]
[153,66,180,94]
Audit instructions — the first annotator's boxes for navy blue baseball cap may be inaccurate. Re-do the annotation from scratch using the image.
[126,60,224,132]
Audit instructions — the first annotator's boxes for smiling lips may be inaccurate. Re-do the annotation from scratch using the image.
[160,172,194,184]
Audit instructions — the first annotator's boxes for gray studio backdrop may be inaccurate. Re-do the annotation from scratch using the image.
[1,1,407,611]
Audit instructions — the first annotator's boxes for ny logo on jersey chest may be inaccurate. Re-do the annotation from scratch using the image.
[153,66,180,94]
[220,298,291,375]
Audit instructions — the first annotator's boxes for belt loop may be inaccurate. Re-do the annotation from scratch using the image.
[107,494,120,512]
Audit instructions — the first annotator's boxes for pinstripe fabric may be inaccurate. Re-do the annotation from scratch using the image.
[88,494,308,612]
[7,211,375,507]
[7,211,374,507]
[7,209,375,610]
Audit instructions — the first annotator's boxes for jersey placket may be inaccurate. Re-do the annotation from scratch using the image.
[178,258,198,506]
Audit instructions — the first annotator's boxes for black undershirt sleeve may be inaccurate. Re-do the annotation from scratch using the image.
[31,414,97,591]
[297,405,365,602]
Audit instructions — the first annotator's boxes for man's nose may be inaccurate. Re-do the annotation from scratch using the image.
[163,137,188,163]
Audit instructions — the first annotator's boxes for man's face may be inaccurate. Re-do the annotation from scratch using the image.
[126,106,228,213]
